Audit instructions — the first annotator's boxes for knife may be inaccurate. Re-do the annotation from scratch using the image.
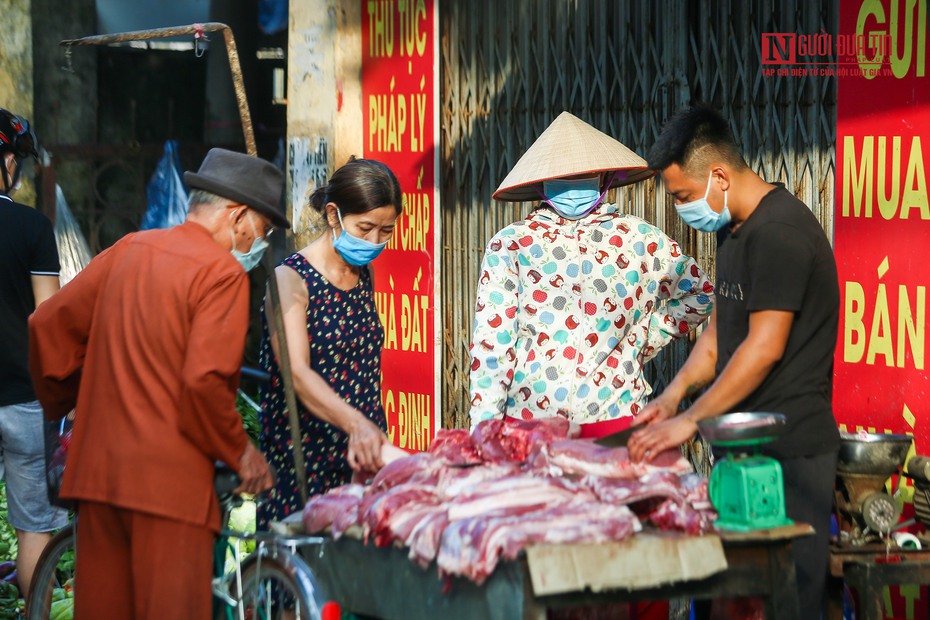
[593,425,639,448]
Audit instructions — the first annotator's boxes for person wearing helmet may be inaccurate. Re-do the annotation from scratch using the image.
[0,107,69,601]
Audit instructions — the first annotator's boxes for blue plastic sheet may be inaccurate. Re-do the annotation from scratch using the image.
[140,140,189,231]
[259,0,288,35]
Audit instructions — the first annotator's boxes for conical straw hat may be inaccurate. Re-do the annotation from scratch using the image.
[493,111,655,202]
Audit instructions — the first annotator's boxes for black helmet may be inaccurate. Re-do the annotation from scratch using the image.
[0,108,38,160]
[0,108,38,191]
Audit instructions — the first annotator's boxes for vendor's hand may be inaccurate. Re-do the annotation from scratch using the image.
[235,441,275,495]
[347,416,387,472]
[632,392,680,427]
[628,415,698,463]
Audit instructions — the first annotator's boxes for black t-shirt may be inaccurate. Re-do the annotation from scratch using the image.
[715,184,840,458]
[0,193,60,406]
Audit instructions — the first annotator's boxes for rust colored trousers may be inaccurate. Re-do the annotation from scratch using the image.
[74,501,214,620]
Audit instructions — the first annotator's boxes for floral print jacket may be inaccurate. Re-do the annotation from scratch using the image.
[468,204,714,427]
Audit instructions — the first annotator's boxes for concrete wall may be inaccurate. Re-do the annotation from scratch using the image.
[286,0,363,248]
[31,0,97,216]
[0,0,35,205]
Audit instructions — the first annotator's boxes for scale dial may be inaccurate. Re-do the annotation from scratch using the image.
[861,493,901,534]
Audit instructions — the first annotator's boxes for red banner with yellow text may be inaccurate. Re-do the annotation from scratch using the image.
[834,0,928,448]
[362,0,440,452]
[832,2,928,617]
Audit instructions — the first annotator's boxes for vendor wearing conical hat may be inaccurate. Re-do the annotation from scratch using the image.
[468,112,714,434]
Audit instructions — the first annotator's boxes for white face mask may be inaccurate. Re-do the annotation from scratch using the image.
[229,211,270,272]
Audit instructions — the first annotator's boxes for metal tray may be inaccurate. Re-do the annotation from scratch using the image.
[697,412,787,447]
[837,431,912,475]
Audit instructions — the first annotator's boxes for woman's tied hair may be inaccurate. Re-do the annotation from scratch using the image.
[309,157,403,216]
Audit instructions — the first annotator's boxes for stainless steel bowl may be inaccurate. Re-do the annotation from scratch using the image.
[696,412,787,447]
[837,431,913,475]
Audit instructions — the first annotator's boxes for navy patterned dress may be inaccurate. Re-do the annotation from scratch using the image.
[257,252,386,530]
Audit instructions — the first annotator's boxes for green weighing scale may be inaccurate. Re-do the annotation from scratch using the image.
[697,412,794,532]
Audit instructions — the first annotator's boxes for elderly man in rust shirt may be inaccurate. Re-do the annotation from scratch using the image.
[29,149,286,620]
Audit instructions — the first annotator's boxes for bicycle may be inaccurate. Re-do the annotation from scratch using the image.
[24,523,74,620]
[211,465,340,620]
[27,466,338,620]
[28,366,343,620]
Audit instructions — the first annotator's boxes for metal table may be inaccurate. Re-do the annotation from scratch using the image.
[300,523,812,619]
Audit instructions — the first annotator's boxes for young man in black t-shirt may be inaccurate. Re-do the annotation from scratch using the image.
[628,104,840,619]
[0,107,69,599]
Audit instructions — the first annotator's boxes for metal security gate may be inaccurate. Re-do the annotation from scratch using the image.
[439,0,838,430]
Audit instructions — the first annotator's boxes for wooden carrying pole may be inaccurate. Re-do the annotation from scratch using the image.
[60,24,309,504]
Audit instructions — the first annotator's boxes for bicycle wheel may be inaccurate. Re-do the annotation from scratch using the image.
[215,546,334,620]
[26,524,76,620]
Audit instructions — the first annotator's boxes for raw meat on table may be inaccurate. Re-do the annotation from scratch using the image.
[428,428,482,465]
[646,498,715,535]
[298,415,717,586]
[582,471,689,509]
[437,501,641,584]
[471,416,572,463]
[435,462,521,499]
[359,483,441,546]
[445,474,593,521]
[302,483,364,537]
[369,452,444,492]
[405,508,451,567]
[534,438,693,479]
[372,494,446,547]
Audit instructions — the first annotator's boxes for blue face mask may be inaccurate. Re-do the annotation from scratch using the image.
[230,211,269,272]
[332,208,388,266]
[675,172,731,232]
[542,176,607,220]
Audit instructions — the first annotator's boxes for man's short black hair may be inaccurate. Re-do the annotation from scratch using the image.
[647,104,747,177]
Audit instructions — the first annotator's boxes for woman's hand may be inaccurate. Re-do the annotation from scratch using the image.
[347,416,387,472]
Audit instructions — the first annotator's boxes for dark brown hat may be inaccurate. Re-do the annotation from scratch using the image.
[184,148,289,229]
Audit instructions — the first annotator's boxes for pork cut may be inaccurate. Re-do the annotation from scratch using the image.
[534,438,693,479]
[435,462,520,499]
[428,428,482,465]
[369,452,444,492]
[437,501,641,584]
[646,498,716,535]
[406,508,451,567]
[582,471,687,509]
[298,415,718,586]
[359,483,441,546]
[445,474,592,521]
[471,416,572,463]
[302,483,364,536]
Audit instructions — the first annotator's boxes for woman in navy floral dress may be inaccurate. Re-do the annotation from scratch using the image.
[257,158,402,529]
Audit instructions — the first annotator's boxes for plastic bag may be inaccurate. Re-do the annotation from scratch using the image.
[44,418,74,510]
[140,140,189,230]
[53,184,92,286]
[259,0,288,35]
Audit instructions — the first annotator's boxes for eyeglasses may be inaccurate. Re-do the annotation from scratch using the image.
[235,205,275,238]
